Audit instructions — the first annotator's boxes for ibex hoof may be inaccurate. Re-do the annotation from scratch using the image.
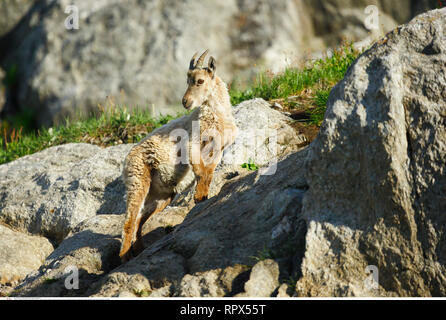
[119,248,133,264]
[194,194,208,203]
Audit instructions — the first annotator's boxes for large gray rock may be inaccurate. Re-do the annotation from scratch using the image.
[0,0,314,127]
[13,214,123,297]
[0,143,130,243]
[296,8,446,296]
[0,224,53,286]
[211,98,307,197]
[303,0,438,48]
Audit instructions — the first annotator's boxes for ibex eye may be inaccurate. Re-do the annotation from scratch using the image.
[197,79,204,85]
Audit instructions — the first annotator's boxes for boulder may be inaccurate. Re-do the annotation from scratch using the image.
[0,143,131,243]
[12,214,123,297]
[296,8,446,296]
[0,0,314,127]
[176,265,251,297]
[239,259,280,297]
[0,224,53,287]
[0,1,438,127]
[211,98,307,197]
[303,0,438,48]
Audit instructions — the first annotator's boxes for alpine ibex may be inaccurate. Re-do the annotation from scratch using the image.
[119,50,238,262]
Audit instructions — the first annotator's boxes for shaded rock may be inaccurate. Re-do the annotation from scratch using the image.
[177,271,229,297]
[89,250,187,297]
[13,214,123,297]
[82,149,308,297]
[175,264,251,297]
[0,0,33,37]
[149,285,172,297]
[296,8,446,297]
[0,224,53,286]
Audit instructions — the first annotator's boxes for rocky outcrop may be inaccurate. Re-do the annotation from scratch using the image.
[10,148,308,297]
[0,0,438,127]
[296,8,446,296]
[0,98,307,296]
[2,8,446,298]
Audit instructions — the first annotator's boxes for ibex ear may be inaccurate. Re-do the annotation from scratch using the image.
[208,56,216,77]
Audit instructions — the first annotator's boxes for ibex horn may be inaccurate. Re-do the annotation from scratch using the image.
[189,52,198,70]
[195,49,209,69]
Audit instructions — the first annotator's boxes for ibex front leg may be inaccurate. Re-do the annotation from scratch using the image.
[192,160,217,202]
[192,141,222,202]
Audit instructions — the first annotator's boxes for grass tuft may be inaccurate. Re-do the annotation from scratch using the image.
[229,43,359,107]
[0,105,185,165]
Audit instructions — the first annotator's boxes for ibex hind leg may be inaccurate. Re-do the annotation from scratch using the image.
[132,194,173,257]
[119,150,152,263]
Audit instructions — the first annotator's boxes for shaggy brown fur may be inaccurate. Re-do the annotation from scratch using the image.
[119,50,238,262]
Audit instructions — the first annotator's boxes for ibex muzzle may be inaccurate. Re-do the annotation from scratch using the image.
[182,49,217,110]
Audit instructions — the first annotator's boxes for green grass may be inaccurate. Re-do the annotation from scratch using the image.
[42,277,59,284]
[250,246,275,263]
[133,288,152,297]
[0,106,184,165]
[241,159,259,171]
[309,89,331,126]
[229,43,359,106]
[0,43,360,165]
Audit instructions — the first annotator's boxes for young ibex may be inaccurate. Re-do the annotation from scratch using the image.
[119,50,238,262]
